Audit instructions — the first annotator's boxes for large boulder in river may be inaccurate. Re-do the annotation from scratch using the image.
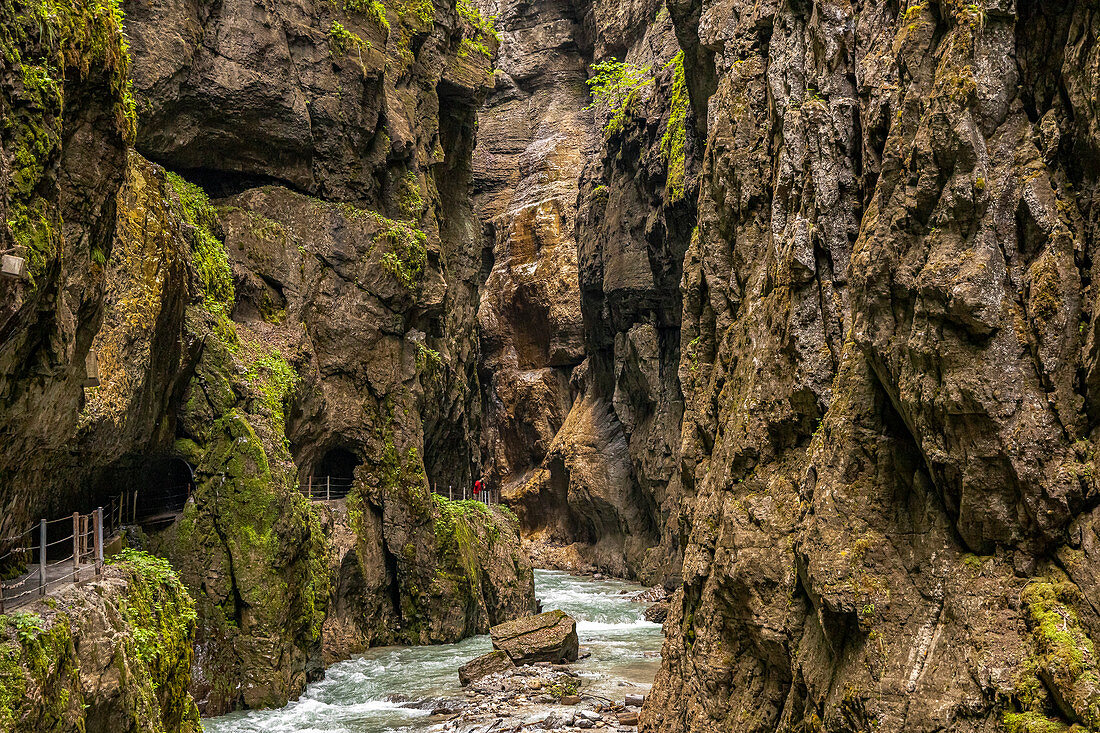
[459,650,516,686]
[490,610,579,664]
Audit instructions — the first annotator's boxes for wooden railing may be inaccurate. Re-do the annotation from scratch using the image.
[0,483,194,612]
[0,508,105,612]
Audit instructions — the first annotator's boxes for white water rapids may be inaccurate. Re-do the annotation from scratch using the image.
[205,569,663,733]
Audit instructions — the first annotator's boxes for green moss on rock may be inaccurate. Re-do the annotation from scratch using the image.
[0,559,200,732]
[166,171,235,316]
[659,51,688,202]
[1,0,135,283]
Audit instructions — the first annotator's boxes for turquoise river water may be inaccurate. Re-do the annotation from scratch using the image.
[205,569,663,733]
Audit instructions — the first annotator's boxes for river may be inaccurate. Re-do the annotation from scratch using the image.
[205,569,663,733]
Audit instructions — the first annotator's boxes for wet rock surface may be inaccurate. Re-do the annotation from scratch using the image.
[637,2,1100,733]
[459,650,516,686]
[436,665,646,732]
[491,609,580,664]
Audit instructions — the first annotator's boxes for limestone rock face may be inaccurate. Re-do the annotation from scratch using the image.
[1,0,534,720]
[0,555,201,733]
[320,497,536,661]
[635,2,1100,733]
[471,0,592,506]
[0,0,135,535]
[474,0,690,588]
[490,609,579,664]
[459,650,516,686]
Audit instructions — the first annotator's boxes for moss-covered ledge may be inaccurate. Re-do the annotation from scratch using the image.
[0,550,201,733]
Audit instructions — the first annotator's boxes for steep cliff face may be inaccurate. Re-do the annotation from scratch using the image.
[474,0,692,586]
[0,0,137,535]
[640,1,1100,731]
[320,497,534,661]
[471,0,591,513]
[1,0,535,722]
[0,552,201,733]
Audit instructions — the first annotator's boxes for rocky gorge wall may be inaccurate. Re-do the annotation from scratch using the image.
[0,551,201,733]
[473,0,694,588]
[638,0,1100,732]
[474,0,1100,729]
[0,0,535,724]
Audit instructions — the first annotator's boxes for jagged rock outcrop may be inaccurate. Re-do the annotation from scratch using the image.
[1,0,536,721]
[321,497,535,661]
[0,551,201,733]
[473,0,690,588]
[636,1,1100,732]
[471,0,591,507]
[541,5,691,585]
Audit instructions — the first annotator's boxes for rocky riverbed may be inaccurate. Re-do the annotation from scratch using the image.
[436,663,646,732]
[205,570,662,733]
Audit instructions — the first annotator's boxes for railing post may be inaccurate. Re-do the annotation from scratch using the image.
[131,491,137,523]
[327,476,331,502]
[38,519,46,595]
[308,476,312,500]
[95,507,104,575]
[72,512,80,583]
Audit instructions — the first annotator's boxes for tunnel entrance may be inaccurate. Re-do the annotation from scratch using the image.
[98,454,195,528]
[305,447,360,501]
[130,456,194,526]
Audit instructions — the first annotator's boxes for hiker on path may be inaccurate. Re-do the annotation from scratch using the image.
[473,478,483,498]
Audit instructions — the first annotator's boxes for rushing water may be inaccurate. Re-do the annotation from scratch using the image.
[205,569,663,733]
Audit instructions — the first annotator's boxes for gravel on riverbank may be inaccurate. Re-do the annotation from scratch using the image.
[430,662,644,732]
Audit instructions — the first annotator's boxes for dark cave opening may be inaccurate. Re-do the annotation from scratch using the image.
[314,447,361,483]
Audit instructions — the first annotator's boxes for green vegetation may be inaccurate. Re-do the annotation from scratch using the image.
[322,199,427,289]
[381,431,430,514]
[457,0,499,40]
[329,20,370,57]
[397,170,424,219]
[378,221,428,288]
[245,349,300,436]
[459,36,492,58]
[1007,580,1100,728]
[399,0,434,26]
[344,0,390,32]
[0,552,201,730]
[0,610,77,729]
[659,52,688,201]
[430,494,506,600]
[416,342,442,376]
[498,504,519,525]
[166,172,235,316]
[3,0,136,284]
[586,57,653,135]
[106,549,200,725]
[1002,711,1078,733]
[547,678,581,698]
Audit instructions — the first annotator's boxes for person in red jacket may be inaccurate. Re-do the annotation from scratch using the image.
[473,478,483,498]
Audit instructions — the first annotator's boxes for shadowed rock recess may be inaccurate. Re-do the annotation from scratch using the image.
[479,0,1100,730]
[0,0,534,724]
[5,0,1100,730]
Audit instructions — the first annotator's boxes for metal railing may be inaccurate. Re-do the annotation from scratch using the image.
[0,507,105,612]
[299,477,499,506]
[435,484,498,506]
[0,483,194,612]
[299,476,355,502]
